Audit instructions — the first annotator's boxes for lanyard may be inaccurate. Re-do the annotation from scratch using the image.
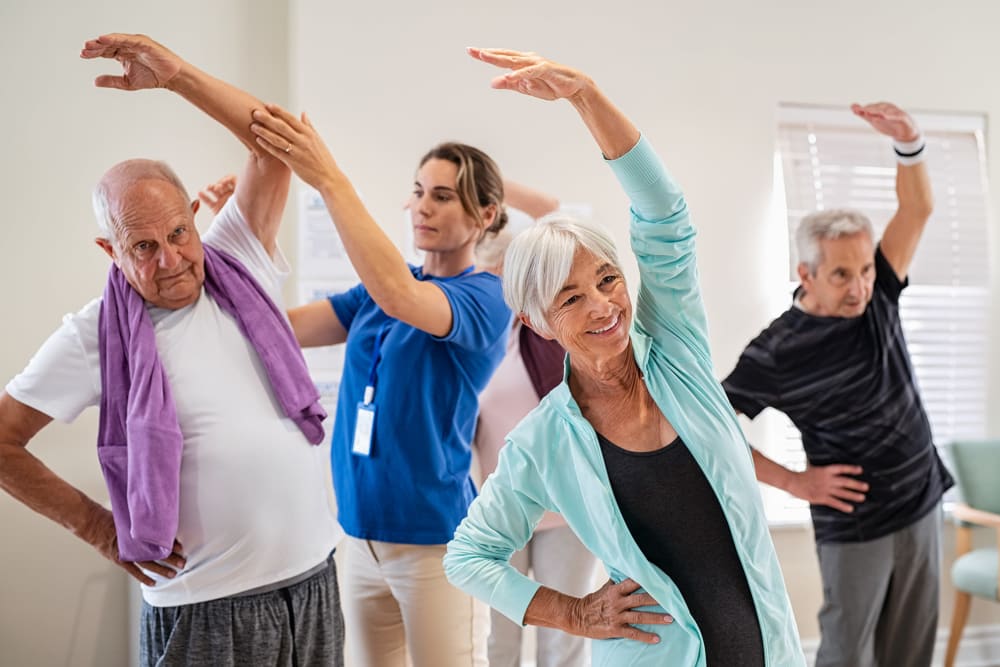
[361,265,475,406]
[363,322,392,405]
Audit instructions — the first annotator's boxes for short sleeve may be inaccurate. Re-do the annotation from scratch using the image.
[328,282,370,332]
[435,272,511,350]
[5,298,103,423]
[874,244,907,304]
[201,197,290,306]
[722,341,778,420]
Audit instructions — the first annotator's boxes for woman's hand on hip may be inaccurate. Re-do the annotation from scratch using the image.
[570,578,673,644]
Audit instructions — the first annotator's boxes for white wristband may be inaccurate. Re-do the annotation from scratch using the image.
[893,134,926,166]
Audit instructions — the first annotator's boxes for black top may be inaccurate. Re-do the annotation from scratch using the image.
[598,433,764,667]
[723,246,953,543]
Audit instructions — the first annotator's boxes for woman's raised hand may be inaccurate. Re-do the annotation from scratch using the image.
[467,47,638,159]
[250,104,340,192]
[467,48,593,103]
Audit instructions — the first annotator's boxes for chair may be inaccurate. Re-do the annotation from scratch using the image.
[944,440,1000,667]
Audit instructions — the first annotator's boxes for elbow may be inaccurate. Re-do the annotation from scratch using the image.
[442,538,469,591]
[528,196,560,219]
[917,196,934,221]
[372,278,419,322]
[903,193,934,222]
[899,185,934,222]
[286,309,310,347]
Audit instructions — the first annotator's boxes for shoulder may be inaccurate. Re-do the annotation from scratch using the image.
[505,386,572,453]
[61,297,103,342]
[202,198,288,292]
[437,270,503,298]
[433,271,511,345]
[873,244,907,301]
[742,308,801,361]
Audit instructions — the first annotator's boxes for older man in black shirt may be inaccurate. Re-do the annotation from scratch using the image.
[723,102,953,667]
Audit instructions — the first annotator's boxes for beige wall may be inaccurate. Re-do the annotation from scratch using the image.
[2,0,999,664]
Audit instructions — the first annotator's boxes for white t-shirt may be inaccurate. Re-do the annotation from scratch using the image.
[6,198,343,606]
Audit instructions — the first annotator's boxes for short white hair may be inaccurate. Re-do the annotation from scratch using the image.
[502,215,621,336]
[92,159,189,242]
[795,208,874,273]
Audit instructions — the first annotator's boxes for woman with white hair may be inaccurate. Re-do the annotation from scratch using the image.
[475,191,600,667]
[445,48,804,666]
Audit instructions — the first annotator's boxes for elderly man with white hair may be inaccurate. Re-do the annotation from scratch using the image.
[722,103,953,667]
[0,34,343,666]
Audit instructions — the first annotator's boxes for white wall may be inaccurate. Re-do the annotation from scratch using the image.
[2,0,998,664]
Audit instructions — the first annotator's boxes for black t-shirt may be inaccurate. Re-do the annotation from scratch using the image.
[599,434,765,667]
[723,247,953,543]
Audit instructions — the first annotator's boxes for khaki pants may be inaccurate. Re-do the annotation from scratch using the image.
[344,537,489,667]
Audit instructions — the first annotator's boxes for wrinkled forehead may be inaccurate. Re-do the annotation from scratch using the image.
[817,231,875,267]
[111,179,193,235]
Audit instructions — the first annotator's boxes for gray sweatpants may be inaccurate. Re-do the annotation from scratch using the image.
[140,552,344,667]
[814,507,941,667]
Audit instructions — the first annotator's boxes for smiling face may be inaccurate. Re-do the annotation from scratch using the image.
[535,247,631,363]
[798,231,876,318]
[408,158,492,256]
[96,179,205,310]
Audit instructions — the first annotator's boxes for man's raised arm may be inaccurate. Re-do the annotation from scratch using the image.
[852,102,933,280]
[80,33,290,254]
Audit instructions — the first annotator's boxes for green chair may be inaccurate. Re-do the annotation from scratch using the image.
[944,440,1000,667]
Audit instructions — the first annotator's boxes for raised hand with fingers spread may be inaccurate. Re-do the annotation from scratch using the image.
[851,102,921,142]
[80,33,182,91]
[198,175,237,216]
[467,48,592,102]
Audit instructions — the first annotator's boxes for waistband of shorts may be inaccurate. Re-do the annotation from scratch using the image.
[232,549,335,599]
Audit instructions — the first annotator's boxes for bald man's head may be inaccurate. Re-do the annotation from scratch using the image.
[93,159,205,310]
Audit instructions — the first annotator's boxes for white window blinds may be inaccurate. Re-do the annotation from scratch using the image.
[765,105,991,522]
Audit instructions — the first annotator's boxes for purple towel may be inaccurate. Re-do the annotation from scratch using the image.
[97,244,326,562]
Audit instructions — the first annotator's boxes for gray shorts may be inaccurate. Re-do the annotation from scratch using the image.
[140,552,344,667]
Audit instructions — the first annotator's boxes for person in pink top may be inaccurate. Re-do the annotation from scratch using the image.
[475,183,599,667]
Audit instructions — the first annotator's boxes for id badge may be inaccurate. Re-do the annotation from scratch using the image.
[352,402,376,456]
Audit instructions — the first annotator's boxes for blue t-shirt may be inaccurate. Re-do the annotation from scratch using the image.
[329,265,511,544]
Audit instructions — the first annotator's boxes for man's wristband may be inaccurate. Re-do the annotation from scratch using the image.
[893,134,926,166]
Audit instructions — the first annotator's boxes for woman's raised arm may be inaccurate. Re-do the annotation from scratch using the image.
[467,48,640,160]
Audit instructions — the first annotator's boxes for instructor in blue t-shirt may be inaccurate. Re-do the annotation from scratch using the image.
[249,105,512,666]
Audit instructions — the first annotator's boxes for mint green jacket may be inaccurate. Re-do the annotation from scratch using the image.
[444,136,804,666]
